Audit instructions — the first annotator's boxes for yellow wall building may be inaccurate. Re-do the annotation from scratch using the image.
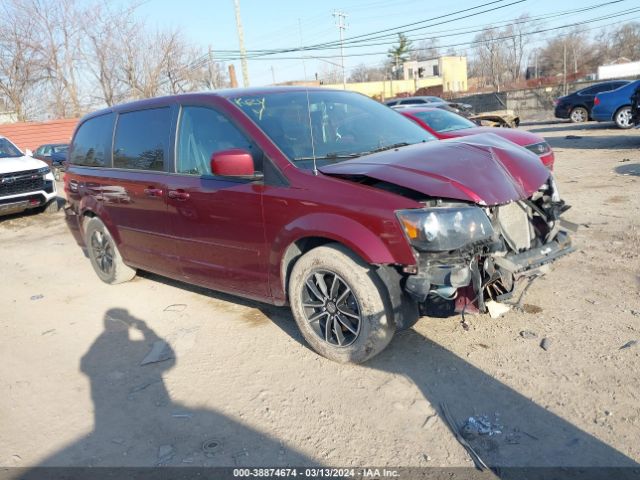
[322,77,442,99]
[321,56,467,99]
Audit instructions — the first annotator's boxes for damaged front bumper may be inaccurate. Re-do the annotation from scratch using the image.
[399,173,577,314]
[492,231,573,275]
[404,231,573,311]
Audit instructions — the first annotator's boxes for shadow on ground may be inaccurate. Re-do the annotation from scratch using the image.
[526,122,615,134]
[22,270,639,477]
[22,308,313,471]
[365,328,638,475]
[545,135,640,150]
[615,163,640,176]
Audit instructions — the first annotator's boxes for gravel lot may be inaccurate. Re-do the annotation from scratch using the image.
[1,120,639,472]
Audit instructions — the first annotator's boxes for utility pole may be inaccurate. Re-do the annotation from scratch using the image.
[271,65,276,85]
[563,41,567,96]
[233,0,250,87]
[332,10,347,90]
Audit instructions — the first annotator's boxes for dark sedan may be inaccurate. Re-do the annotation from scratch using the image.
[554,80,629,123]
[34,143,69,166]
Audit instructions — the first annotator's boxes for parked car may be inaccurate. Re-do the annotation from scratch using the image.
[399,107,554,169]
[592,79,640,129]
[0,136,58,216]
[385,95,474,117]
[34,143,69,165]
[49,149,68,168]
[64,88,573,363]
[554,80,630,123]
[631,83,640,127]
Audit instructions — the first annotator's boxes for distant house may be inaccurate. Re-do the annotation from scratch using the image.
[0,118,78,152]
[402,56,468,93]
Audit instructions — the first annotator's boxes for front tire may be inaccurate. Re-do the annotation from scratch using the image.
[569,106,588,123]
[85,217,136,284]
[614,106,633,129]
[288,243,395,363]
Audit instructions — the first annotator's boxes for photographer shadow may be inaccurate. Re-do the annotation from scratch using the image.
[27,308,313,469]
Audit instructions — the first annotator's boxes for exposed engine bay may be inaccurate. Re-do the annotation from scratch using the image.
[400,175,576,315]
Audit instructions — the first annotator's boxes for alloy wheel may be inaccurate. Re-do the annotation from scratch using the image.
[91,230,114,275]
[570,108,586,123]
[617,108,632,128]
[301,270,362,347]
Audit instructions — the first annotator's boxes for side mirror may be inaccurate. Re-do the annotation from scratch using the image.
[25,149,33,157]
[210,149,258,177]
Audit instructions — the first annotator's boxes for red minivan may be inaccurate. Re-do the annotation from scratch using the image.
[64,87,573,363]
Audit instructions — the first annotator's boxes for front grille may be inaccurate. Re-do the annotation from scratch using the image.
[497,201,532,252]
[0,169,45,197]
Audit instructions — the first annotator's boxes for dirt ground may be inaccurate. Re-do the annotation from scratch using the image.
[1,120,639,473]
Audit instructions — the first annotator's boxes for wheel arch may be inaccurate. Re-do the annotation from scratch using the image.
[78,198,122,245]
[274,213,414,304]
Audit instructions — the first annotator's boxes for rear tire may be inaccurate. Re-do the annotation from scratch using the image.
[85,217,136,284]
[614,106,633,129]
[569,106,588,123]
[288,243,395,363]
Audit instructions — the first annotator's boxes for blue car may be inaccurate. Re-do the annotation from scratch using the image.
[592,79,640,129]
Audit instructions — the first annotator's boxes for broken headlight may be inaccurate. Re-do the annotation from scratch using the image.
[397,206,494,252]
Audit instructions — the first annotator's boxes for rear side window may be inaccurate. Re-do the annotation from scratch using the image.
[114,108,171,171]
[70,113,115,167]
[400,99,426,105]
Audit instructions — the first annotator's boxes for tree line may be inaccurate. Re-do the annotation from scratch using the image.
[0,0,229,121]
[348,18,640,91]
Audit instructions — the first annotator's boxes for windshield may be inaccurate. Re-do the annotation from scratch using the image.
[232,90,435,169]
[0,138,23,158]
[411,109,477,133]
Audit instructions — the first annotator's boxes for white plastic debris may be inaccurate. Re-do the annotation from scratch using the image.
[486,300,511,318]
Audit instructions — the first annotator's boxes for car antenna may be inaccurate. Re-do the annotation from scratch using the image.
[305,88,318,175]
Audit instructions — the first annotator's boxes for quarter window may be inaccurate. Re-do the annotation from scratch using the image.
[114,108,171,171]
[176,106,257,175]
[70,113,115,167]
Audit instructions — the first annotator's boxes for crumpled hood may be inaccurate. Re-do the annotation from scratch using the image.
[437,127,544,147]
[0,155,48,175]
[319,133,550,206]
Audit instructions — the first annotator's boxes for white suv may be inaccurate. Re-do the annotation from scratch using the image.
[0,136,58,216]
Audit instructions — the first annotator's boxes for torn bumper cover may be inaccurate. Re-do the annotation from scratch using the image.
[405,231,573,305]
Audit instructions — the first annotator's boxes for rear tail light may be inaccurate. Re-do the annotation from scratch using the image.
[594,96,600,105]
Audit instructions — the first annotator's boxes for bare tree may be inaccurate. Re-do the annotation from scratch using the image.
[0,0,43,120]
[348,63,386,82]
[608,22,640,61]
[24,0,85,118]
[411,38,440,61]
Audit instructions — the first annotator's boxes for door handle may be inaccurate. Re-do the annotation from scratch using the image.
[168,189,190,201]
[143,187,164,197]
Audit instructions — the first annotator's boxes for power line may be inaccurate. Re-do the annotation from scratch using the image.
[212,6,640,62]
[216,0,626,56]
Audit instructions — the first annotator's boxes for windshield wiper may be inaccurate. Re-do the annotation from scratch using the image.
[367,142,412,154]
[293,152,362,162]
